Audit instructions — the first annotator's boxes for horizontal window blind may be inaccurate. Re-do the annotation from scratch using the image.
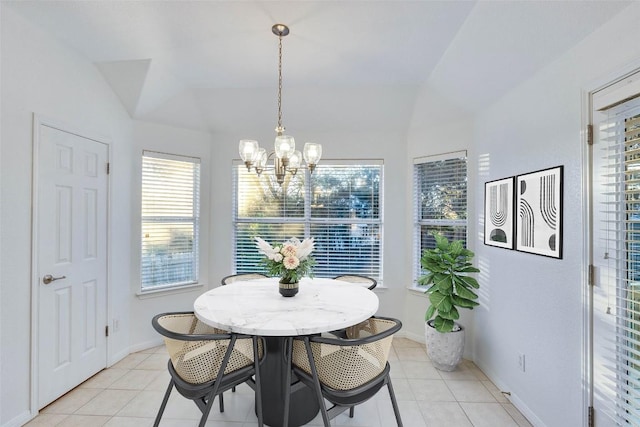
[596,97,640,424]
[141,151,200,291]
[233,161,383,280]
[413,151,467,283]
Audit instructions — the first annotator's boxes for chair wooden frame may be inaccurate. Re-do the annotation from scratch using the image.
[152,311,264,427]
[284,316,403,427]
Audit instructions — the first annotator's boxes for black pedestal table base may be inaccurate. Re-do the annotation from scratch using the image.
[258,336,319,426]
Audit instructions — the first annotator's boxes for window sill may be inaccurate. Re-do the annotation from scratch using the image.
[407,285,429,297]
[137,283,205,299]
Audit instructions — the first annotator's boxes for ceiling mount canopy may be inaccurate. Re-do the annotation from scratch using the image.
[272,23,290,37]
[239,24,322,185]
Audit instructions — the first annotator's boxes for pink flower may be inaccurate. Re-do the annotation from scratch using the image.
[281,244,297,257]
[283,256,300,270]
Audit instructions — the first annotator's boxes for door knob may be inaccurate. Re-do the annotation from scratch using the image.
[42,274,66,285]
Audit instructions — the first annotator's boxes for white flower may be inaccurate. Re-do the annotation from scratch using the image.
[296,237,315,260]
[255,237,281,260]
[255,236,315,277]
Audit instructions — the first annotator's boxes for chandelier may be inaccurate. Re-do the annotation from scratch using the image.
[238,24,322,185]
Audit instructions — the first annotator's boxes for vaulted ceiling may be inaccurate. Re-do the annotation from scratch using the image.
[4,1,632,137]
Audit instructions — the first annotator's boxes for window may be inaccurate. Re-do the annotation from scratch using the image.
[413,151,468,283]
[233,160,383,280]
[141,151,200,291]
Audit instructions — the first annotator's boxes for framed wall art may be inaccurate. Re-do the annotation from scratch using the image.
[484,177,515,249]
[515,166,563,258]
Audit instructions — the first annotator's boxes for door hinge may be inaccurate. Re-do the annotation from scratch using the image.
[105,325,109,337]
[588,264,595,287]
[587,124,594,145]
[106,162,110,175]
[588,405,594,427]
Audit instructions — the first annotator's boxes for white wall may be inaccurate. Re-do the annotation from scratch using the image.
[0,7,133,426]
[404,83,477,353]
[127,121,213,350]
[472,5,640,425]
[414,4,640,427]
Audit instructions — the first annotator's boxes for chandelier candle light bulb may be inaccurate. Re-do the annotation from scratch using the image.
[239,139,259,170]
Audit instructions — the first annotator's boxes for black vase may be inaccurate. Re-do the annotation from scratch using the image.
[278,279,299,297]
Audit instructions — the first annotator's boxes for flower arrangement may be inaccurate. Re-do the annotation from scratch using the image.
[255,237,315,284]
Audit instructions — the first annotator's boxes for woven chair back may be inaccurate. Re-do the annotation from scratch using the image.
[292,317,397,390]
[221,273,267,285]
[156,313,260,384]
[333,275,377,290]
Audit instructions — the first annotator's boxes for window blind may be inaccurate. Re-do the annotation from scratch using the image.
[233,161,383,280]
[141,151,200,291]
[595,97,640,424]
[413,151,468,282]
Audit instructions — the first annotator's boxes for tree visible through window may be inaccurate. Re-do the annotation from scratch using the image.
[141,151,200,291]
[233,161,383,280]
[413,152,468,282]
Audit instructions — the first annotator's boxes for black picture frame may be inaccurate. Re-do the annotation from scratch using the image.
[515,166,563,259]
[484,177,515,249]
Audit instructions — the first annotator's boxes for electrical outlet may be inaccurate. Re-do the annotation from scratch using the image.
[518,353,526,372]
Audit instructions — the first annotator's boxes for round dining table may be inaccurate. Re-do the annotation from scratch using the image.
[193,277,379,427]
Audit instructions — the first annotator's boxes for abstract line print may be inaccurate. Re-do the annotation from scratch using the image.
[490,184,508,227]
[484,177,514,249]
[519,198,534,247]
[540,174,557,231]
[516,166,563,258]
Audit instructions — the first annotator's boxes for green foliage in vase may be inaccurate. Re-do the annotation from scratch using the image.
[418,233,480,333]
[255,237,315,284]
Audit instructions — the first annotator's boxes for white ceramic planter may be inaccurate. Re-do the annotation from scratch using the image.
[424,321,465,371]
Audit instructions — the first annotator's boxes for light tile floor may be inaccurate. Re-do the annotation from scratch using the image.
[26,338,532,427]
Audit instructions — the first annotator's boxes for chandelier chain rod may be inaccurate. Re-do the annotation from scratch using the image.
[277,35,284,133]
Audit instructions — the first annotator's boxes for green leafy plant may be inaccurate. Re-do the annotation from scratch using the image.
[418,233,480,333]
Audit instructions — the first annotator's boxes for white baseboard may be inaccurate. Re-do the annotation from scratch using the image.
[400,330,478,359]
[128,338,164,354]
[506,391,545,427]
[474,362,545,427]
[1,410,33,427]
[107,346,131,368]
[398,330,425,344]
[107,339,163,367]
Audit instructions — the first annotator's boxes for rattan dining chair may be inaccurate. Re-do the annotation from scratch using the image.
[151,312,264,427]
[221,273,268,286]
[285,316,403,427]
[333,274,377,290]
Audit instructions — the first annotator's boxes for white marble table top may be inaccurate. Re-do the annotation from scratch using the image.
[193,277,379,336]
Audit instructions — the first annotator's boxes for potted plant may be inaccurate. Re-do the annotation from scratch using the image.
[255,236,315,297]
[418,233,480,371]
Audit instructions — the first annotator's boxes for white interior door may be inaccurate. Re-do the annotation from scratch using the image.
[591,72,640,426]
[35,123,109,408]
